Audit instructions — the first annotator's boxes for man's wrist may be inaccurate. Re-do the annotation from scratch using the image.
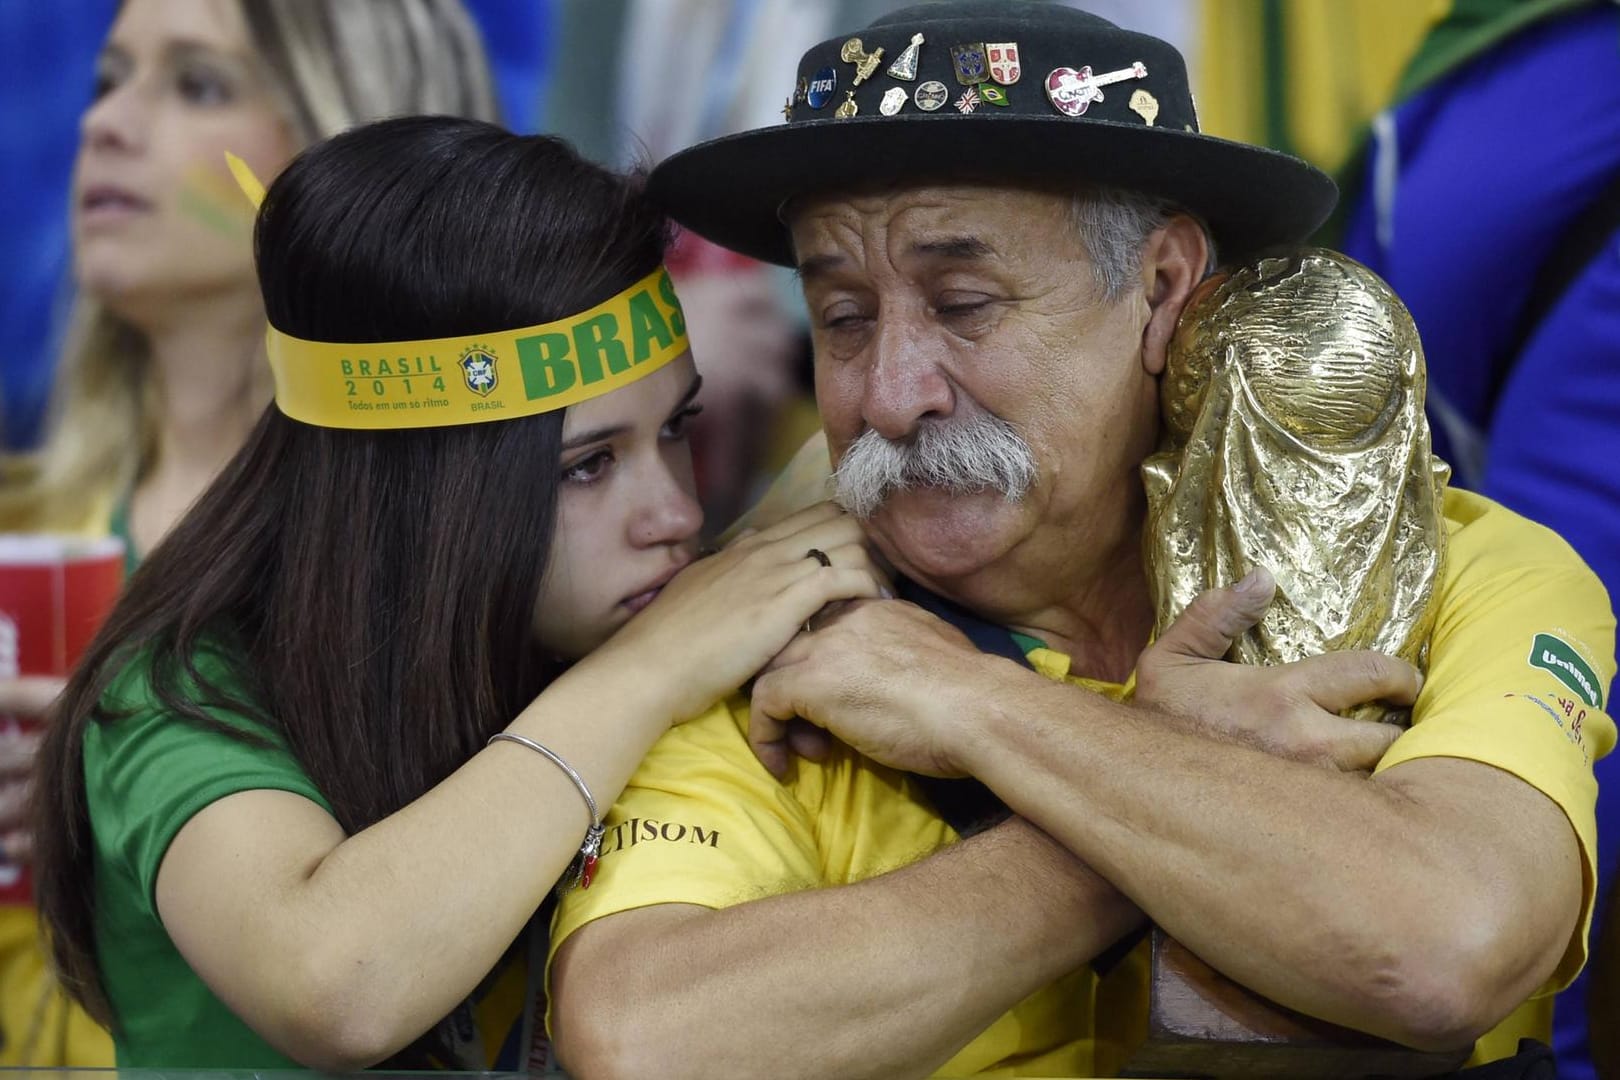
[942,653,1052,776]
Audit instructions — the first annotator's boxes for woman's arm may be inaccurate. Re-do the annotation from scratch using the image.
[154,503,885,1069]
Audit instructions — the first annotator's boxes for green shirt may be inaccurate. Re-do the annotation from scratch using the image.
[83,647,332,1067]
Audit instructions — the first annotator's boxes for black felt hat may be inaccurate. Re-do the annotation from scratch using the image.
[647,0,1337,266]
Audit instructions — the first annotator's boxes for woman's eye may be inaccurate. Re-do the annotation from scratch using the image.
[177,67,233,105]
[562,449,613,485]
[91,59,126,100]
[663,404,704,439]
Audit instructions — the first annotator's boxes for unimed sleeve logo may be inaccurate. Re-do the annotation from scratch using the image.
[1529,633,1605,710]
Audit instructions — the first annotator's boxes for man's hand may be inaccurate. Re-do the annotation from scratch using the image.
[1135,568,1422,771]
[748,598,1012,779]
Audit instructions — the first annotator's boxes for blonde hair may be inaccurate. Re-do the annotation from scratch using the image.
[2,0,499,532]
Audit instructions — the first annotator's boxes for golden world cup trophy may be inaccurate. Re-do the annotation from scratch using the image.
[1117,249,1465,1078]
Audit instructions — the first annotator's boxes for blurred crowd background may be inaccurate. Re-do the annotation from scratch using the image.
[2,0,1616,1075]
[0,0,1458,528]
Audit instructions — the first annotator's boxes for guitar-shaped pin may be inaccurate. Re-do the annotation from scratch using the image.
[1044,61,1148,117]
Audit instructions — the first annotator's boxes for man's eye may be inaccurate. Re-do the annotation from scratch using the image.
[936,297,991,317]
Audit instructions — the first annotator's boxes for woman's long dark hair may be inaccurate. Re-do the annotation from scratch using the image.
[33,116,668,1032]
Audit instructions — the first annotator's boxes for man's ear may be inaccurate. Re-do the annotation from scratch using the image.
[1139,215,1209,377]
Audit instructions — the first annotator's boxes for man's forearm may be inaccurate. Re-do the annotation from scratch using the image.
[958,680,1576,1049]
[552,816,1143,1080]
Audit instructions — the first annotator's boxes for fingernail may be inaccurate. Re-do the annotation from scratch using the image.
[880,586,895,600]
[1232,568,1263,593]
[1414,671,1425,697]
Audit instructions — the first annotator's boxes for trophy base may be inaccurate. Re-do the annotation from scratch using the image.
[1117,930,1472,1079]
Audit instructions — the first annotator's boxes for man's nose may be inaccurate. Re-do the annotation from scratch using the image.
[861,316,955,441]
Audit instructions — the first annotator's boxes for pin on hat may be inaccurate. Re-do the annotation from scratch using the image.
[986,42,1021,85]
[887,33,924,80]
[1044,61,1147,117]
[836,91,859,119]
[1130,89,1159,125]
[950,42,990,85]
[840,38,885,86]
[913,79,948,111]
[806,65,837,108]
[880,86,908,116]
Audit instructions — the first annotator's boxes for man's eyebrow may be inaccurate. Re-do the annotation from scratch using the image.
[910,236,997,261]
[795,253,847,283]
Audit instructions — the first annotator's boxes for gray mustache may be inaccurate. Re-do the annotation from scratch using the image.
[833,413,1038,519]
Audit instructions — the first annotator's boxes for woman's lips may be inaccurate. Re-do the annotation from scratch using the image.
[622,587,663,614]
[620,559,693,614]
[79,184,153,226]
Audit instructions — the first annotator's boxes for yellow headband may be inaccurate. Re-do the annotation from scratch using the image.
[225,153,689,431]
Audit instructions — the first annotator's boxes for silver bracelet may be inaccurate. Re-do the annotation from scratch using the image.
[488,732,606,892]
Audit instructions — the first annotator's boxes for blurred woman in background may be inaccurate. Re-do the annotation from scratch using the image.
[0,0,497,1064]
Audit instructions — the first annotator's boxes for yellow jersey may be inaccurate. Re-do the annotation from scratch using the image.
[552,489,1615,1075]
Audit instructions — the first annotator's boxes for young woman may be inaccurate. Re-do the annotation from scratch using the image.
[0,3,496,1061]
[33,115,883,1070]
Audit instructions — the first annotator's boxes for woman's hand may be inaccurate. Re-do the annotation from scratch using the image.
[600,501,889,722]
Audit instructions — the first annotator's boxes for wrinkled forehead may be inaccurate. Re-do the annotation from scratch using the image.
[786,180,1077,269]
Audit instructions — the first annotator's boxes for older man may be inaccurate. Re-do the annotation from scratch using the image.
[546,4,1615,1078]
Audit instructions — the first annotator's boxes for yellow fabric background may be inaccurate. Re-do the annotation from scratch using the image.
[1196,0,1448,172]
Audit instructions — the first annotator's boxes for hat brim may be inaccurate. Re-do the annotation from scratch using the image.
[649,112,1337,267]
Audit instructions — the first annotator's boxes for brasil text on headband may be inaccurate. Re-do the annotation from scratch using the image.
[226,152,689,432]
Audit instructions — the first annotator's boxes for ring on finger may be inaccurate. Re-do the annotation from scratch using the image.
[806,547,831,568]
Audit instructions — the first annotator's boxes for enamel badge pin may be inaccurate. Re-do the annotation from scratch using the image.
[985,42,1020,85]
[887,33,924,81]
[806,65,837,109]
[950,42,990,85]
[914,80,949,111]
[1044,61,1148,117]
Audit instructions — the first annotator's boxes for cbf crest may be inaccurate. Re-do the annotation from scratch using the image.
[460,345,498,397]
[949,43,989,85]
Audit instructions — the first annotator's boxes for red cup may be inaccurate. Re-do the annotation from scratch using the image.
[0,535,125,904]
